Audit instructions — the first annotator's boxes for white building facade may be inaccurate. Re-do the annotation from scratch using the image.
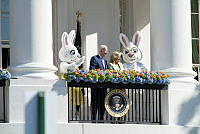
[0,0,200,134]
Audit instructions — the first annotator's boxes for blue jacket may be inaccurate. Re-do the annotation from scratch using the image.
[89,55,108,70]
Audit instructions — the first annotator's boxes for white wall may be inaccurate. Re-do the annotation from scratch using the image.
[8,78,67,123]
[82,0,120,69]
[132,0,150,70]
[1,122,200,134]
[167,81,200,126]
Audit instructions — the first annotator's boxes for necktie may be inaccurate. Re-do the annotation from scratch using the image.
[102,58,105,69]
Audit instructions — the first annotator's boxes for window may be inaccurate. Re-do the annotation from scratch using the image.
[119,0,131,51]
[119,0,127,34]
[0,0,10,69]
[191,0,199,63]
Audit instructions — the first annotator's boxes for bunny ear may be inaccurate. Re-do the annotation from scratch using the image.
[61,32,69,47]
[132,31,141,47]
[119,33,129,48]
[69,30,76,45]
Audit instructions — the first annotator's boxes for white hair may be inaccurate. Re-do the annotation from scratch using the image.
[99,45,108,52]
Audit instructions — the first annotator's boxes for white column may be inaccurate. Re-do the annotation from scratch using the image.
[9,0,58,79]
[150,0,196,81]
[150,0,200,126]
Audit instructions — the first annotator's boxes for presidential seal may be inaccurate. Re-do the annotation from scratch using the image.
[105,89,130,117]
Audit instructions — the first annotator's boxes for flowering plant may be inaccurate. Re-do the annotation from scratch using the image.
[64,69,170,85]
[0,69,11,79]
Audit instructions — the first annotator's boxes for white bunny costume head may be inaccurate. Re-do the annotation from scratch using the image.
[119,31,146,71]
[59,30,81,63]
[59,30,85,73]
[120,31,142,64]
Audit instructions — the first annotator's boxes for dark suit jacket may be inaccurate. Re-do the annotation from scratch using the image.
[89,55,108,70]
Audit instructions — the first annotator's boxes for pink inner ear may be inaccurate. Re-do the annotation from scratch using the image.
[135,35,138,44]
[65,36,68,46]
[72,38,75,44]
[122,36,127,47]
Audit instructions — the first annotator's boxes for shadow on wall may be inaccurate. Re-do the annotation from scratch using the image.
[132,0,150,33]
[25,92,38,134]
[177,84,200,134]
[51,80,68,96]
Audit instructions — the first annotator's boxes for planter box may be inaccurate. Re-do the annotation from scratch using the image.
[67,81,168,90]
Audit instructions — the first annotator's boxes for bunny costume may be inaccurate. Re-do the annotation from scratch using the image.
[119,31,147,72]
[59,30,85,73]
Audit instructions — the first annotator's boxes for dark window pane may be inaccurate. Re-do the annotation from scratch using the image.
[1,0,9,12]
[1,40,9,45]
[1,12,9,17]
[191,14,199,38]
[2,48,10,69]
[1,17,9,40]
[191,0,199,13]
[192,40,199,64]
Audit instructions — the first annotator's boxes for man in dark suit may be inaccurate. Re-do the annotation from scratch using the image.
[89,45,108,122]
